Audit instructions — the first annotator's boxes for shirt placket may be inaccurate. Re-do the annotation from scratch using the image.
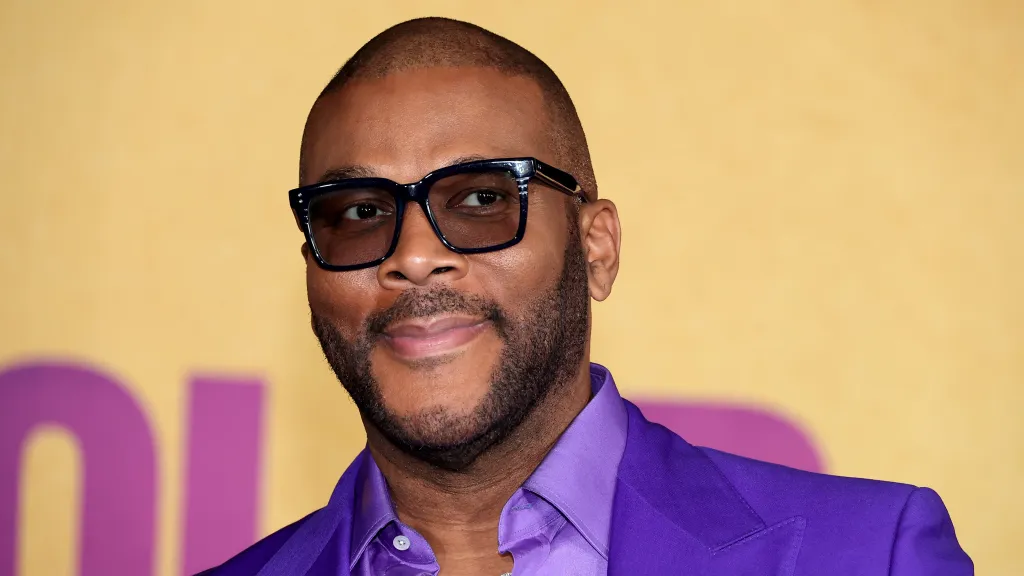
[370,521,440,576]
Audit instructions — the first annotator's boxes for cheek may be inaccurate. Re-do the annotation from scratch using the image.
[472,199,567,305]
[306,265,379,338]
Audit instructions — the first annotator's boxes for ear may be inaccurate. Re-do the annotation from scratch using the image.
[301,241,310,261]
[578,199,621,301]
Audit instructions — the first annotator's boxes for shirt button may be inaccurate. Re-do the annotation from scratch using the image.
[392,535,411,551]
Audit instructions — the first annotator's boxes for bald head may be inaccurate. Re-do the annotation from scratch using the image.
[300,17,597,197]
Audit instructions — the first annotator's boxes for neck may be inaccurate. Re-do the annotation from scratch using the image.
[363,360,592,576]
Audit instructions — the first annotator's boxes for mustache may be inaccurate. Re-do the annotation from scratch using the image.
[365,286,507,336]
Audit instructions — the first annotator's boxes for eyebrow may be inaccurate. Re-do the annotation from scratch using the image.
[316,165,376,183]
[315,154,491,185]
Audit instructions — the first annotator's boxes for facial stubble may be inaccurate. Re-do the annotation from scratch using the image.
[311,214,589,471]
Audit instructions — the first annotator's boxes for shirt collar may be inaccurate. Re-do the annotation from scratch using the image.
[521,362,628,558]
[348,449,396,570]
[348,362,628,566]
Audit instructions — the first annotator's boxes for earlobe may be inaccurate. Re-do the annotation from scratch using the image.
[579,199,621,302]
[301,242,310,261]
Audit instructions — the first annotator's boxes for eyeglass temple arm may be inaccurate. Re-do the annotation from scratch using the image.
[533,164,589,202]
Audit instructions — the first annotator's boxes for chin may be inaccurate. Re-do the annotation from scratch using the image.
[378,384,489,435]
[358,337,525,469]
[390,403,487,447]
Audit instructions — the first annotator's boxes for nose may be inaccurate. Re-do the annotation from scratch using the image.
[377,203,468,289]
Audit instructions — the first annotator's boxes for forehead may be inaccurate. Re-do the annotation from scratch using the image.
[301,66,554,185]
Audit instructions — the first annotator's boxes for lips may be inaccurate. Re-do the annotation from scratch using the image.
[382,316,490,359]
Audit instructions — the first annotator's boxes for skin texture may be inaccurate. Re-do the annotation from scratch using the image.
[301,66,621,576]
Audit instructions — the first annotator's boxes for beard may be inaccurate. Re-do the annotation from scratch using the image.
[311,213,590,471]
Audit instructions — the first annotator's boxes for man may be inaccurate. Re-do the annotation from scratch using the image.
[203,17,971,576]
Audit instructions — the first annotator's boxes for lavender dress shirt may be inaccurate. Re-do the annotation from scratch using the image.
[349,364,627,575]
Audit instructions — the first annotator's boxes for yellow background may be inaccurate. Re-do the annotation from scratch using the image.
[2,0,1021,574]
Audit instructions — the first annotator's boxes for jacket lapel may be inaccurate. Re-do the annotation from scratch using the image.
[609,402,804,576]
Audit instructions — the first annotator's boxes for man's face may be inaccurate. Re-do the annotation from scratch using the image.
[301,67,590,469]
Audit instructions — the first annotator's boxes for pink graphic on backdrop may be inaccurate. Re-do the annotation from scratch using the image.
[182,376,264,575]
[0,362,156,576]
[634,400,824,472]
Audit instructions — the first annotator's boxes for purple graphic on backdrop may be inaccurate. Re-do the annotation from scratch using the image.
[0,360,823,576]
[182,377,264,576]
[633,400,824,472]
[0,362,156,576]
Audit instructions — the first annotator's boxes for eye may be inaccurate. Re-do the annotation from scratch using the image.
[342,203,390,220]
[459,190,503,207]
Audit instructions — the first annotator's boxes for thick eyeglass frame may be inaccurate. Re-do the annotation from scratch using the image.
[289,157,588,272]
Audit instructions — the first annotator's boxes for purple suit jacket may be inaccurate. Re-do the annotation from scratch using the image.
[202,401,972,575]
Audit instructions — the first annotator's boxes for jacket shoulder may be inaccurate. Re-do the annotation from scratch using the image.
[698,447,972,573]
[194,509,320,575]
[700,446,917,524]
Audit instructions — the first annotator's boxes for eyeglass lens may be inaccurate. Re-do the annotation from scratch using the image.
[307,169,522,268]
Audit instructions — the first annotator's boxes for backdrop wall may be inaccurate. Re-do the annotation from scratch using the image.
[1,1,1021,574]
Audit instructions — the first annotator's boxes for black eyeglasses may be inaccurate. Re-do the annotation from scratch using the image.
[289,157,587,271]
